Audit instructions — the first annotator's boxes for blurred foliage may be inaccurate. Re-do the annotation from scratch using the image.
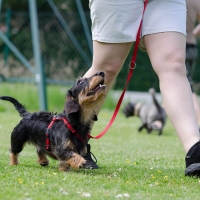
[1,0,89,11]
[0,0,200,94]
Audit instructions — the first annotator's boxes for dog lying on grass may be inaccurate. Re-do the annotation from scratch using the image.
[0,71,106,171]
[123,88,166,135]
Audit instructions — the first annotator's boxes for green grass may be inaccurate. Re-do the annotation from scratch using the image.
[0,83,200,200]
[0,82,116,112]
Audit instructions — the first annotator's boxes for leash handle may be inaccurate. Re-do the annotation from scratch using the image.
[88,0,148,140]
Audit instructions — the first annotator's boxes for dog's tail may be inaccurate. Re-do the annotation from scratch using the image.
[148,88,163,113]
[0,96,29,117]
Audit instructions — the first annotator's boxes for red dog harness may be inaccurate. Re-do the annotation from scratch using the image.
[46,115,88,151]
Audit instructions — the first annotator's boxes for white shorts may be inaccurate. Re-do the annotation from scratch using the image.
[89,0,186,43]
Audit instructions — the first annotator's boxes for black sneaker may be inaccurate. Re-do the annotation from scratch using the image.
[185,141,200,177]
[83,144,99,169]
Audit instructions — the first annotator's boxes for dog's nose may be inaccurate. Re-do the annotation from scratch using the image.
[97,72,105,77]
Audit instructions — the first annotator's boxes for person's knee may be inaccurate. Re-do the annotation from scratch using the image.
[169,53,186,75]
[154,51,186,77]
[93,60,122,83]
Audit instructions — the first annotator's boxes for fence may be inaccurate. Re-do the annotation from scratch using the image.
[0,7,200,94]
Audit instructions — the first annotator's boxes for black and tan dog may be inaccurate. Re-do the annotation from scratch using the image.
[0,71,106,171]
[123,88,166,135]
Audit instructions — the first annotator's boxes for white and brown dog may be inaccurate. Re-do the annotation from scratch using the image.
[123,88,167,135]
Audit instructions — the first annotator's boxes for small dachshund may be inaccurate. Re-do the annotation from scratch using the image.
[0,71,106,171]
[123,88,166,135]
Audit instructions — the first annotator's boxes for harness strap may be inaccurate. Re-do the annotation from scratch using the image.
[88,0,148,140]
[62,117,86,143]
[45,116,86,151]
[46,117,57,151]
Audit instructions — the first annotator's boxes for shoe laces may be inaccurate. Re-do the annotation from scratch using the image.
[85,151,98,163]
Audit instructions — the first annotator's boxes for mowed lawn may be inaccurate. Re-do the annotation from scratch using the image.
[0,83,200,200]
[0,109,200,200]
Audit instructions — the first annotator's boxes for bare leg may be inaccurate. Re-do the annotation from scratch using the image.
[84,41,133,115]
[192,93,200,125]
[83,42,133,169]
[145,32,199,153]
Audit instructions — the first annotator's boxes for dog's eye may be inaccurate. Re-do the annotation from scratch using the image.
[77,80,82,85]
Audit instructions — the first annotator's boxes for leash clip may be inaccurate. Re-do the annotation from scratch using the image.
[129,61,136,69]
[53,115,60,120]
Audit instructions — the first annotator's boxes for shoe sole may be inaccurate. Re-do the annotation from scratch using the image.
[83,165,99,170]
[84,166,99,169]
[185,163,200,177]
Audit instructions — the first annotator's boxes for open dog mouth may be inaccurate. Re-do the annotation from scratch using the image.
[87,79,106,96]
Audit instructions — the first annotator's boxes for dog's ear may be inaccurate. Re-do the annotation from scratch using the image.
[64,96,80,114]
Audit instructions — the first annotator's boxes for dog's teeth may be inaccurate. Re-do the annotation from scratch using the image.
[88,83,105,96]
[99,84,105,88]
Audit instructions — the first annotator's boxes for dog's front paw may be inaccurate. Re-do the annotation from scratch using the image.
[67,154,86,169]
[59,162,70,171]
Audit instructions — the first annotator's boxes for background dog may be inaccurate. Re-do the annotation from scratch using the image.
[123,88,166,135]
[0,71,106,171]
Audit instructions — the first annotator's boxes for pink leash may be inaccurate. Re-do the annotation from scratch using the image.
[88,0,148,140]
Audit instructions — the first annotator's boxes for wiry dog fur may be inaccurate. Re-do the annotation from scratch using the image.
[123,88,166,135]
[0,71,106,171]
